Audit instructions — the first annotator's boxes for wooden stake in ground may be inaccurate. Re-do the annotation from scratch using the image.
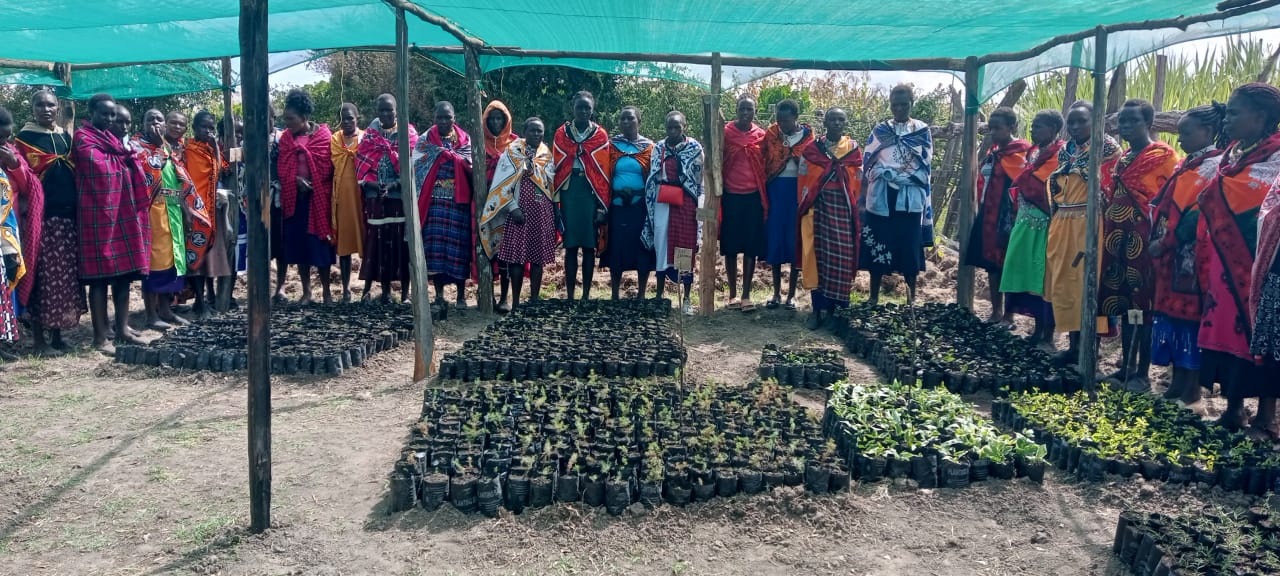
[1079,26,1108,390]
[466,46,494,315]
[955,56,980,310]
[217,56,238,314]
[697,52,724,316]
[395,8,435,381]
[239,0,272,535]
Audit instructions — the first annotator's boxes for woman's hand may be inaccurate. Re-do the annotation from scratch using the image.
[0,145,19,171]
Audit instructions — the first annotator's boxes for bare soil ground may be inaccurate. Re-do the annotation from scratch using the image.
[0,255,1264,576]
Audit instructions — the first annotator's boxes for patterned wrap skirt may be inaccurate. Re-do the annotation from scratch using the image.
[860,187,925,276]
[423,185,472,284]
[1151,313,1201,371]
[27,216,86,330]
[497,177,558,266]
[812,186,858,311]
[360,195,410,284]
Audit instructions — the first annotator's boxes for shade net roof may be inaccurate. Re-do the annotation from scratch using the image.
[2,1,1278,101]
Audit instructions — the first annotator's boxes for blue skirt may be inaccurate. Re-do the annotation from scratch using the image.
[765,177,798,265]
[282,192,337,268]
[1152,313,1201,371]
[143,267,186,294]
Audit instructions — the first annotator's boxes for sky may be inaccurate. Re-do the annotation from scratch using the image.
[262,31,1280,94]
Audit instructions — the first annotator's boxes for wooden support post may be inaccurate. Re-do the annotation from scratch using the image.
[1152,55,1168,112]
[1079,27,1108,390]
[239,0,272,535]
[1061,67,1080,138]
[55,63,74,134]
[697,52,724,317]
[955,56,980,310]
[396,8,435,381]
[1106,63,1127,115]
[466,45,494,315]
[217,57,238,314]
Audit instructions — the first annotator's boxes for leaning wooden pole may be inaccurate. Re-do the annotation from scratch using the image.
[1079,27,1108,390]
[1061,67,1080,138]
[396,8,435,381]
[217,57,239,313]
[955,56,980,310]
[697,52,724,316]
[239,0,272,534]
[466,45,494,315]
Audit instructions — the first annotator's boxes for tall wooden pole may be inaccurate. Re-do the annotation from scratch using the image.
[217,57,239,313]
[1152,55,1168,112]
[396,8,435,381]
[1061,67,1080,138]
[697,52,724,316]
[239,0,271,534]
[955,56,980,310]
[55,63,74,134]
[466,45,494,315]
[1079,27,1108,390]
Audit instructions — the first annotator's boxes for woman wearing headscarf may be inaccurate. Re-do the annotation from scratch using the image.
[606,106,655,300]
[136,109,196,330]
[721,96,768,311]
[552,91,613,301]
[643,111,703,316]
[1046,101,1120,363]
[73,93,150,354]
[797,107,862,330]
[14,90,83,355]
[414,101,474,310]
[480,117,556,310]
[1201,83,1280,432]
[484,100,519,312]
[275,88,336,305]
[964,106,1031,325]
[1149,103,1225,405]
[862,84,934,304]
[761,98,814,310]
[1000,110,1065,344]
[355,94,416,303]
[1103,99,1179,390]
[330,102,364,302]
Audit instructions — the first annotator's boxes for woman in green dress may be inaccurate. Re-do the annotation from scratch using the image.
[1000,110,1064,343]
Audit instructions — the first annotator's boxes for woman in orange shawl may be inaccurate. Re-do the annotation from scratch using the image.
[1199,83,1280,432]
[1000,110,1064,344]
[797,108,862,331]
[1103,99,1178,390]
[963,106,1031,325]
[552,91,612,301]
[761,98,813,310]
[184,110,230,319]
[1149,103,1225,405]
[721,96,768,310]
[484,100,518,312]
[330,103,364,302]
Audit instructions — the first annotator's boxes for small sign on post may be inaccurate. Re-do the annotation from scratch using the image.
[675,247,693,273]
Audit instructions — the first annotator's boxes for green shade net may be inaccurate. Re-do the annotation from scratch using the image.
[2,1,1278,102]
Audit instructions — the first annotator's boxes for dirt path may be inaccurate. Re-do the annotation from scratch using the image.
[0,270,1254,576]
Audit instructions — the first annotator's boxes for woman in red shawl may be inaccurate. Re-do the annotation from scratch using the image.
[14,90,84,355]
[1149,103,1225,405]
[276,88,336,305]
[796,108,862,331]
[963,107,1031,325]
[553,91,613,301]
[73,94,150,354]
[1198,83,1280,432]
[414,101,474,310]
[484,100,519,312]
[1103,99,1178,390]
[1000,110,1064,344]
[356,94,417,304]
[721,96,768,311]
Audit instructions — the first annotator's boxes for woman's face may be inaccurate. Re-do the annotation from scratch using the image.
[1224,93,1263,144]
[989,116,1013,146]
[737,99,756,125]
[376,99,396,128]
[339,107,359,135]
[0,121,13,145]
[435,105,455,135]
[1176,115,1213,155]
[777,110,798,134]
[143,110,165,143]
[524,121,545,149]
[618,109,639,138]
[1116,106,1147,144]
[91,100,117,131]
[283,108,307,135]
[194,115,218,144]
[32,92,58,128]
[823,110,847,138]
[1029,117,1056,147]
[890,92,912,123]
[165,113,188,142]
[1066,107,1092,144]
[573,97,594,125]
[665,115,685,141]
[486,109,507,137]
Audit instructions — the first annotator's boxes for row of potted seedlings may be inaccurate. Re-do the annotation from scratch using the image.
[833,303,1083,395]
[437,298,683,381]
[997,386,1276,494]
[389,378,848,516]
[823,379,1047,489]
[114,301,423,375]
[1112,506,1280,575]
[757,344,848,390]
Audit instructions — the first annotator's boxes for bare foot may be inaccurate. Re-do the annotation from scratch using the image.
[94,340,117,355]
[147,319,174,332]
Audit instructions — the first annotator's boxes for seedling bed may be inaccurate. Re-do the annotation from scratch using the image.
[389,378,847,516]
[834,303,1082,394]
[113,301,424,375]
[1111,506,1280,575]
[823,379,1047,488]
[757,343,847,389]
[437,298,684,381]
[996,387,1276,493]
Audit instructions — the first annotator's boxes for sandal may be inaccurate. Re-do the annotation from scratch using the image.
[741,300,757,312]
[725,299,742,311]
[765,298,780,310]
